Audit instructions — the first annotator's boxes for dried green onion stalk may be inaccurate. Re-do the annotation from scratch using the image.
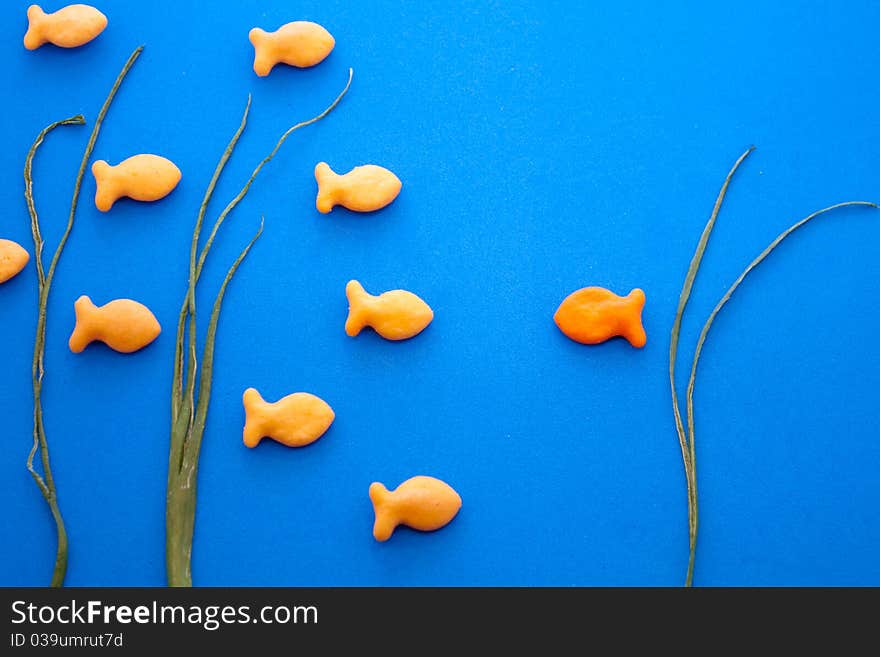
[670,146,877,586]
[22,46,143,587]
[166,69,353,587]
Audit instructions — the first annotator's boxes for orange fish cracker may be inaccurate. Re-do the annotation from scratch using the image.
[23,4,107,50]
[554,286,646,347]
[370,476,462,542]
[92,154,181,212]
[68,295,161,353]
[249,21,335,76]
[315,162,401,214]
[0,239,30,284]
[345,280,433,341]
[242,388,334,448]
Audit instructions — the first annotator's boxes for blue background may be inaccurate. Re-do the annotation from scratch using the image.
[1,0,877,586]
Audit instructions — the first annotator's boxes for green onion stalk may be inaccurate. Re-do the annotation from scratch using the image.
[166,69,353,586]
[670,146,876,586]
[22,46,143,587]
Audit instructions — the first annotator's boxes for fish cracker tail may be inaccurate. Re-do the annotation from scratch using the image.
[314,162,339,213]
[91,160,117,212]
[242,388,266,448]
[68,295,97,353]
[249,28,274,76]
[23,5,46,50]
[369,482,397,542]
[623,288,647,348]
[345,280,371,336]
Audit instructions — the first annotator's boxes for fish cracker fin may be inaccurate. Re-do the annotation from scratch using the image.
[242,388,266,448]
[345,280,370,336]
[23,5,46,50]
[369,483,397,541]
[314,162,338,213]
[68,295,96,353]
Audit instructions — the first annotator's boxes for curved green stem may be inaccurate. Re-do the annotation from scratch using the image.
[167,69,353,586]
[683,200,877,484]
[672,148,875,588]
[194,68,353,280]
[670,146,754,587]
[171,96,251,442]
[21,46,143,587]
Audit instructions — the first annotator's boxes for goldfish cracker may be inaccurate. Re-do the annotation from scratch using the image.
[242,388,334,448]
[68,295,161,353]
[249,21,335,76]
[369,476,462,542]
[315,162,401,214]
[23,4,107,50]
[0,239,30,284]
[554,286,646,347]
[91,154,181,212]
[345,280,433,341]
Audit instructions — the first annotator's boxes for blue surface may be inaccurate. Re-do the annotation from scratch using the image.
[1,0,878,587]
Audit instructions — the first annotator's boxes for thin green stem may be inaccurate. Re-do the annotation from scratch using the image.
[24,117,85,289]
[195,68,353,281]
[172,96,251,434]
[166,69,353,586]
[672,148,875,588]
[180,67,352,452]
[187,220,264,465]
[21,46,142,587]
[45,46,144,298]
[683,200,877,484]
[670,146,754,587]
[167,221,263,589]
[167,98,251,587]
